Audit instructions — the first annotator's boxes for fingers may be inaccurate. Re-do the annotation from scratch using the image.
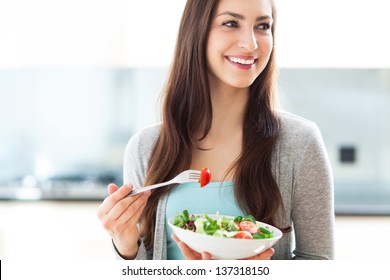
[97,184,134,218]
[260,248,275,259]
[97,183,151,236]
[100,191,150,234]
[107,189,149,221]
[107,183,119,195]
[171,234,210,260]
[171,234,200,260]
[201,252,212,260]
[108,190,150,232]
[171,233,180,242]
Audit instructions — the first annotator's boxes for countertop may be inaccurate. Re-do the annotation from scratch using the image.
[0,201,112,260]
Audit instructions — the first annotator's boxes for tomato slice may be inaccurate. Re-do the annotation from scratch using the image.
[234,231,253,239]
[199,167,211,188]
[239,221,258,234]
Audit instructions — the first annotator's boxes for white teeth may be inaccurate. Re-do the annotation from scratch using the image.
[228,57,255,65]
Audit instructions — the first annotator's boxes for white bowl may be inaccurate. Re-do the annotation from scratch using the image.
[168,214,283,259]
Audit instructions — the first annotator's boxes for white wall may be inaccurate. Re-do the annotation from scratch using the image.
[0,0,124,67]
[1,0,389,68]
[276,0,390,67]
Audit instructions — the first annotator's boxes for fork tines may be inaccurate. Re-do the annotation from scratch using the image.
[189,172,201,180]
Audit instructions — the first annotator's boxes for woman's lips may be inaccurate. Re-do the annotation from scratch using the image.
[225,55,257,70]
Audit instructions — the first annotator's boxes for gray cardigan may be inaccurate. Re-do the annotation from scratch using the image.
[118,111,335,260]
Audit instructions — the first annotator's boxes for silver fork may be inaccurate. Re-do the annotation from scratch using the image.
[127,170,201,196]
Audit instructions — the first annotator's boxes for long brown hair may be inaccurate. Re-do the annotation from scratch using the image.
[140,0,287,250]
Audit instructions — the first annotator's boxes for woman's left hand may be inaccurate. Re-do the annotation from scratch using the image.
[171,234,275,260]
[171,234,212,259]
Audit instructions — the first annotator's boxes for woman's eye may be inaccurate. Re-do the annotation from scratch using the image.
[222,21,239,28]
[257,23,271,30]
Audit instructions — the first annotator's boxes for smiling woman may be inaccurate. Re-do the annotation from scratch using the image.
[97,0,335,260]
[207,0,274,89]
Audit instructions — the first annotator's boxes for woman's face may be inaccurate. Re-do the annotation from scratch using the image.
[207,0,273,90]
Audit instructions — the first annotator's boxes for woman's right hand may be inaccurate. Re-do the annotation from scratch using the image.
[97,183,151,259]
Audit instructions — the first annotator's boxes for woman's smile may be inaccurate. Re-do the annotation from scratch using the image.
[225,55,257,70]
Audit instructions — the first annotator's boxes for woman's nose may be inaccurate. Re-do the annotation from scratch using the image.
[237,29,258,51]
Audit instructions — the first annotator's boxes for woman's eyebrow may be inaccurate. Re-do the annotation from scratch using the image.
[216,11,272,21]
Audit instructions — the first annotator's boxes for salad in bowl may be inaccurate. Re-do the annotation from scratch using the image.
[168,210,283,259]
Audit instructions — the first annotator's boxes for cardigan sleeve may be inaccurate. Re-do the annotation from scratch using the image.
[112,124,160,260]
[291,124,335,259]
[112,238,149,260]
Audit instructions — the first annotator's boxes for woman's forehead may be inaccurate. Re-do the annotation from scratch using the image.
[214,0,273,18]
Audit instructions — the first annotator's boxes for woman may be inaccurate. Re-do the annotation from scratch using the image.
[97,0,335,260]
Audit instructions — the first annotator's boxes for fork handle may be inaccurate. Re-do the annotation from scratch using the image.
[127,180,173,196]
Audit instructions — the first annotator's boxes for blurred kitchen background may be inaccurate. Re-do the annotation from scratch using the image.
[1,0,389,260]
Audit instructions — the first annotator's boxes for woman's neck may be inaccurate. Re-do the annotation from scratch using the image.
[191,83,249,181]
[209,82,249,134]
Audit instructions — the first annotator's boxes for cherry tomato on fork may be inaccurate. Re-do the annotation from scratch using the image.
[199,167,211,188]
